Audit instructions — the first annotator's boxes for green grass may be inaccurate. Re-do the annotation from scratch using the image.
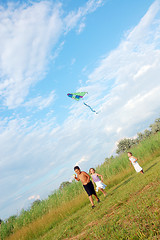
[1,133,160,240]
[38,156,160,240]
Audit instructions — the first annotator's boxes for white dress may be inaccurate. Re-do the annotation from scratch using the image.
[92,174,107,192]
[129,156,143,172]
[95,181,107,192]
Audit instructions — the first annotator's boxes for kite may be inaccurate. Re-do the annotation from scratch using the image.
[67,92,98,114]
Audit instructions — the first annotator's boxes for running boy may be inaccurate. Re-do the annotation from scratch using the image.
[74,166,100,208]
[128,152,144,174]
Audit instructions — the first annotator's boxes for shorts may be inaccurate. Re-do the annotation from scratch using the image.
[83,181,96,196]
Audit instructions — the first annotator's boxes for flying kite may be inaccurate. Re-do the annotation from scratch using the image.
[67,92,98,114]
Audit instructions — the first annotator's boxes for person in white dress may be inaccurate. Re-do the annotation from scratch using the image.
[89,168,107,196]
[127,152,144,174]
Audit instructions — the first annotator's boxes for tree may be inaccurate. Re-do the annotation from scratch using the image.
[31,199,41,209]
[150,118,160,134]
[7,215,17,223]
[116,138,137,154]
[59,181,71,190]
[5,215,17,235]
[137,132,144,141]
[143,129,151,139]
[105,155,114,162]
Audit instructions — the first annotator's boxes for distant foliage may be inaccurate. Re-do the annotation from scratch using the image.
[116,138,137,154]
[0,215,17,239]
[105,155,114,162]
[59,181,71,190]
[31,199,41,209]
[116,118,160,154]
[150,118,160,134]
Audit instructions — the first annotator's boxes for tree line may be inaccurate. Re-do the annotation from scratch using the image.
[116,118,160,154]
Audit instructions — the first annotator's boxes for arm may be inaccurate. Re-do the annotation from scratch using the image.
[96,173,103,182]
[132,156,138,163]
[74,175,80,181]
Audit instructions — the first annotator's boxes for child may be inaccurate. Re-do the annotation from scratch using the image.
[74,166,100,208]
[127,152,144,174]
[89,168,107,196]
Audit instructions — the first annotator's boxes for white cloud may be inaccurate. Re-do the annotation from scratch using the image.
[24,90,55,110]
[133,64,153,79]
[71,0,160,142]
[0,1,63,109]
[0,0,104,110]
[1,0,160,220]
[77,20,86,34]
[127,0,160,42]
[64,0,104,33]
[75,156,89,166]
[51,41,65,63]
[28,195,40,201]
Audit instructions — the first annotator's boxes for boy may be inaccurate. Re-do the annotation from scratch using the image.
[74,166,100,208]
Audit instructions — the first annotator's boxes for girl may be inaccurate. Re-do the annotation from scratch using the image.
[127,152,144,174]
[89,168,107,196]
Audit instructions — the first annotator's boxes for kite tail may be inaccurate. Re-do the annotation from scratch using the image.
[83,102,98,114]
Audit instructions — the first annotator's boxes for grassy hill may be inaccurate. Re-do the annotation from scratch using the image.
[1,133,160,240]
[40,156,160,240]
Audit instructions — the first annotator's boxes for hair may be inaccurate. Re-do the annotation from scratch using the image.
[74,166,80,171]
[127,152,132,155]
[89,168,95,174]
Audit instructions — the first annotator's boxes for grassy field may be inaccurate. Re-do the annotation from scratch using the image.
[2,133,160,240]
[39,156,160,240]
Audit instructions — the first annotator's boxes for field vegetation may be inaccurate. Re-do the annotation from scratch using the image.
[0,119,160,240]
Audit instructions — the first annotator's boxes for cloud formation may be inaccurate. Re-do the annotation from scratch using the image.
[0,0,160,220]
[28,195,40,201]
[0,0,104,109]
[24,90,55,110]
[0,1,63,109]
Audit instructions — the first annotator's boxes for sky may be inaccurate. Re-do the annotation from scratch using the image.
[0,0,160,220]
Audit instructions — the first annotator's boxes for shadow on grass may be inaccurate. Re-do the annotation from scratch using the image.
[111,176,134,193]
[145,162,158,173]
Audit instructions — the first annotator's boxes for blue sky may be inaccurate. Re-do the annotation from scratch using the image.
[0,0,160,220]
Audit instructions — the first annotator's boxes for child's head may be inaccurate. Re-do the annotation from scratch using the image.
[74,166,81,174]
[89,168,95,174]
[127,152,132,157]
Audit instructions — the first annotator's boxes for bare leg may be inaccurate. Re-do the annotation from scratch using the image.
[140,169,144,174]
[99,187,107,196]
[88,195,94,206]
[93,193,100,202]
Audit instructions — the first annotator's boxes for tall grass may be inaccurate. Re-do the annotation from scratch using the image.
[1,132,160,240]
[0,181,84,240]
[5,194,88,240]
[97,132,160,187]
